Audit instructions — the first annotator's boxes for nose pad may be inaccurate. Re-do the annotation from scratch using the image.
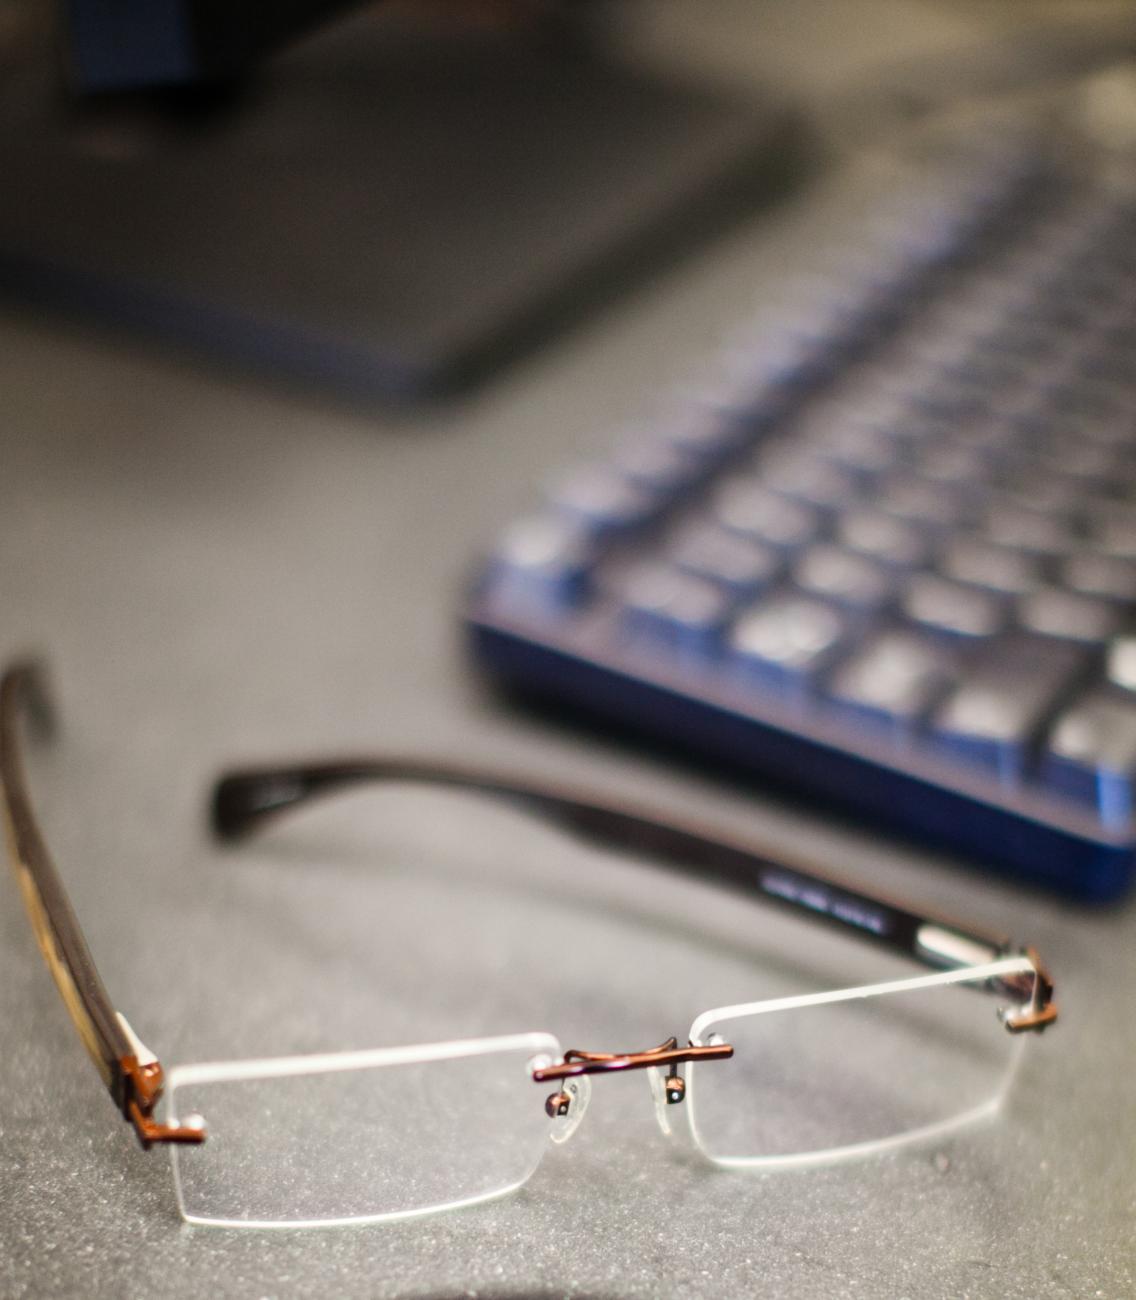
[647,1066,673,1137]
[548,1075,591,1145]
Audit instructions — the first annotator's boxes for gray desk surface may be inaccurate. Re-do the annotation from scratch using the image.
[2,4,1135,1297]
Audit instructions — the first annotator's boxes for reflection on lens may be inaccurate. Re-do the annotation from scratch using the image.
[167,1033,558,1227]
[687,964,1033,1166]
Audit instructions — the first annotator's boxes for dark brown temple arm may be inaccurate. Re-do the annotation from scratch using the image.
[213,758,1019,977]
[0,662,204,1147]
[215,758,1057,1029]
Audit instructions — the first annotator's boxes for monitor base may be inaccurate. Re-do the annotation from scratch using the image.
[0,12,801,401]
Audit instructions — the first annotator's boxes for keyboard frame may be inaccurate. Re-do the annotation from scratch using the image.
[468,597,1134,901]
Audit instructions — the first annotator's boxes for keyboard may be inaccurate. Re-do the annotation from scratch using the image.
[466,115,1136,901]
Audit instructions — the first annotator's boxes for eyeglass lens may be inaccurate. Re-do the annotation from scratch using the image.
[167,1036,559,1227]
[686,968,1035,1166]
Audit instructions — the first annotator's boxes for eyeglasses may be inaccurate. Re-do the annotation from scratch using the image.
[1,659,1057,1229]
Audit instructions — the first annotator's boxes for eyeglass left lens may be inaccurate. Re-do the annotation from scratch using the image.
[165,1033,558,1227]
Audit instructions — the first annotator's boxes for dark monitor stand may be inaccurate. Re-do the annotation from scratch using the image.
[0,7,799,401]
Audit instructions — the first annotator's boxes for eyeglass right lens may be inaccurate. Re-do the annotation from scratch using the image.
[165,1033,558,1227]
[686,967,1035,1167]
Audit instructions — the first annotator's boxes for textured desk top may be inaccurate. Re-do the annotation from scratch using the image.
[2,5,1135,1297]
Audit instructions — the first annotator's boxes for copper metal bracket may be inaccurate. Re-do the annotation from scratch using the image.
[998,947,1058,1034]
[120,1056,207,1149]
[532,1036,733,1083]
[663,1074,686,1104]
[545,1090,572,1118]
[1001,1003,1059,1033]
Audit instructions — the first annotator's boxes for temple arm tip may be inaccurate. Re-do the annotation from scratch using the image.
[211,769,309,840]
[1,656,57,741]
[211,773,262,840]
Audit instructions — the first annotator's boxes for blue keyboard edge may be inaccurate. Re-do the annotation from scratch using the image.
[468,618,1134,902]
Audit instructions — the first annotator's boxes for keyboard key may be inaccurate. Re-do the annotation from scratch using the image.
[550,465,658,534]
[490,514,595,607]
[756,450,860,511]
[612,436,702,494]
[763,278,869,343]
[860,356,944,405]
[1017,587,1125,643]
[836,508,929,568]
[618,564,731,650]
[1032,436,1118,484]
[1076,335,1136,384]
[890,319,977,369]
[825,632,954,734]
[915,443,991,489]
[811,420,899,478]
[713,478,820,549]
[946,416,1029,462]
[979,323,1058,366]
[940,349,1025,391]
[793,544,894,611]
[902,573,1006,640]
[1060,552,1136,603]
[982,502,1072,556]
[916,373,995,421]
[939,538,1044,597]
[817,385,910,435]
[1044,691,1136,825]
[729,594,847,690]
[928,636,1088,780]
[1107,636,1136,692]
[667,525,781,593]
[681,335,816,418]
[1086,416,1133,457]
[876,474,967,529]
[656,404,749,461]
[1001,467,1087,514]
[1089,510,1136,559]
[1047,375,1136,422]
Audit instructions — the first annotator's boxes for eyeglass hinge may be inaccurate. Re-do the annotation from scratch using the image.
[116,1015,207,1149]
[998,947,1058,1034]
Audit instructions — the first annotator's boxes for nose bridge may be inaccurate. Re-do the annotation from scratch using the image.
[534,1037,733,1081]
[533,1036,733,1136]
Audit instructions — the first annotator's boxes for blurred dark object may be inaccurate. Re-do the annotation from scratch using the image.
[61,0,362,92]
[59,0,581,94]
[0,5,799,399]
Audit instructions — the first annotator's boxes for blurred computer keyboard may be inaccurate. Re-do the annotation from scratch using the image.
[468,110,1136,901]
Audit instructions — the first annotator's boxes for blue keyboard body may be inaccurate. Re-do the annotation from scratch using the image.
[467,121,1136,901]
